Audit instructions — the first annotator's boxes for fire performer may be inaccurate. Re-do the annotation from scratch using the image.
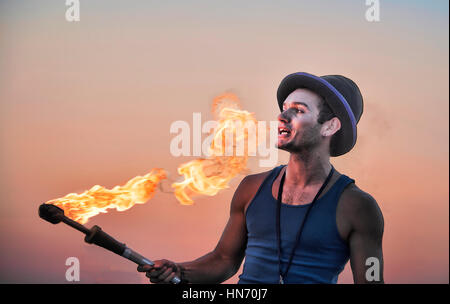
[138,72,384,284]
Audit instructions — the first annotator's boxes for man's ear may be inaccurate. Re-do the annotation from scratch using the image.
[321,117,341,137]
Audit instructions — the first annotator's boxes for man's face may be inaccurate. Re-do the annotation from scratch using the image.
[277,88,324,153]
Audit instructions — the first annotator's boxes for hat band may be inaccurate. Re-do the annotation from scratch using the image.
[294,72,357,146]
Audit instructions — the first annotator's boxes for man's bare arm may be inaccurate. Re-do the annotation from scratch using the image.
[339,185,385,283]
[176,176,252,283]
[138,173,268,283]
[344,187,384,284]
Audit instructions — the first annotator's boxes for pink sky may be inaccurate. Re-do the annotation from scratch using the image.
[0,0,448,283]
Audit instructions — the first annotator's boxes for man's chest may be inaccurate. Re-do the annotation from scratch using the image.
[280,186,321,205]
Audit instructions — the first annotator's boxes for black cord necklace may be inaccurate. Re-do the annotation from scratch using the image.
[276,165,335,284]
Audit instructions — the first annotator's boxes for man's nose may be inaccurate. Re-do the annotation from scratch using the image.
[278,109,291,123]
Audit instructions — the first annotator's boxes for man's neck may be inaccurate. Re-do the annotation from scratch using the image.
[285,150,332,188]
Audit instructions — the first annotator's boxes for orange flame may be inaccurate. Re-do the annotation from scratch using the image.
[45,168,166,224]
[43,93,256,222]
[172,93,257,205]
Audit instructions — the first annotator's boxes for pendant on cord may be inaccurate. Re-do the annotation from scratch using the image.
[279,275,284,284]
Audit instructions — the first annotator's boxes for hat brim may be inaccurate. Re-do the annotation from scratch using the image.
[277,72,357,156]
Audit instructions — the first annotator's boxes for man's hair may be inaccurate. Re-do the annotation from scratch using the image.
[317,98,335,124]
[317,98,338,154]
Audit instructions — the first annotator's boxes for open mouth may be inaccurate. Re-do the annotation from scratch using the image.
[278,127,291,137]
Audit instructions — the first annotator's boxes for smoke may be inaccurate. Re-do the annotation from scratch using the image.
[158,172,178,194]
[357,100,393,151]
[336,99,394,190]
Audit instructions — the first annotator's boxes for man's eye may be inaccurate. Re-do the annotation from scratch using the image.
[283,107,304,113]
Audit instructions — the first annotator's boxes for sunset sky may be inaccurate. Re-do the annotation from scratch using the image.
[0,0,448,283]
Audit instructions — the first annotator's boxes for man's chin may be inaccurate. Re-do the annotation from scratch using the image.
[277,139,306,153]
[276,141,292,152]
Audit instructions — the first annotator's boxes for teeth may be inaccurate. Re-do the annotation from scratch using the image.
[279,128,290,135]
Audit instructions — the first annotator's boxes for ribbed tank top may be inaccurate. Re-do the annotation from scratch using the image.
[238,165,354,284]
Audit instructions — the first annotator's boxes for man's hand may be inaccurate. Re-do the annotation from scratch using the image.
[137,259,182,284]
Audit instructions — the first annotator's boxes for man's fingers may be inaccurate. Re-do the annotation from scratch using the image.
[158,266,175,282]
[163,272,177,284]
[148,266,167,278]
[137,264,152,272]
[146,266,174,284]
[153,260,167,269]
[136,259,179,284]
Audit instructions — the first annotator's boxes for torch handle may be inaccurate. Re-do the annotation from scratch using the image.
[85,225,180,284]
[123,248,154,266]
[122,248,181,284]
[61,216,91,235]
[39,205,181,284]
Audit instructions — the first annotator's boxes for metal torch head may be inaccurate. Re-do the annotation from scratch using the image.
[39,203,65,224]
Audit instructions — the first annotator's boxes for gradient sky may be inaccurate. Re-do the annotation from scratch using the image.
[0,0,448,283]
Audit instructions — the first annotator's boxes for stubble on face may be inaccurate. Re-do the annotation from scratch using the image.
[277,121,322,154]
[277,89,324,155]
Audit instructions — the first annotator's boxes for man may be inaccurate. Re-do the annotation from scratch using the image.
[138,72,384,284]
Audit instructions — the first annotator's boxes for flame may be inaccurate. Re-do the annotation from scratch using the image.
[45,168,166,224]
[172,93,257,205]
[43,93,257,221]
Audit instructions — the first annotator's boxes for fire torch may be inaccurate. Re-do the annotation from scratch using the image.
[38,203,181,284]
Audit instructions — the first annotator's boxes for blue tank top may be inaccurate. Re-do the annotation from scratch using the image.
[238,165,354,284]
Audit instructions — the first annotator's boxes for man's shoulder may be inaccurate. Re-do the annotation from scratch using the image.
[240,168,274,187]
[339,182,384,232]
[231,167,278,211]
[340,182,376,205]
[237,168,275,198]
